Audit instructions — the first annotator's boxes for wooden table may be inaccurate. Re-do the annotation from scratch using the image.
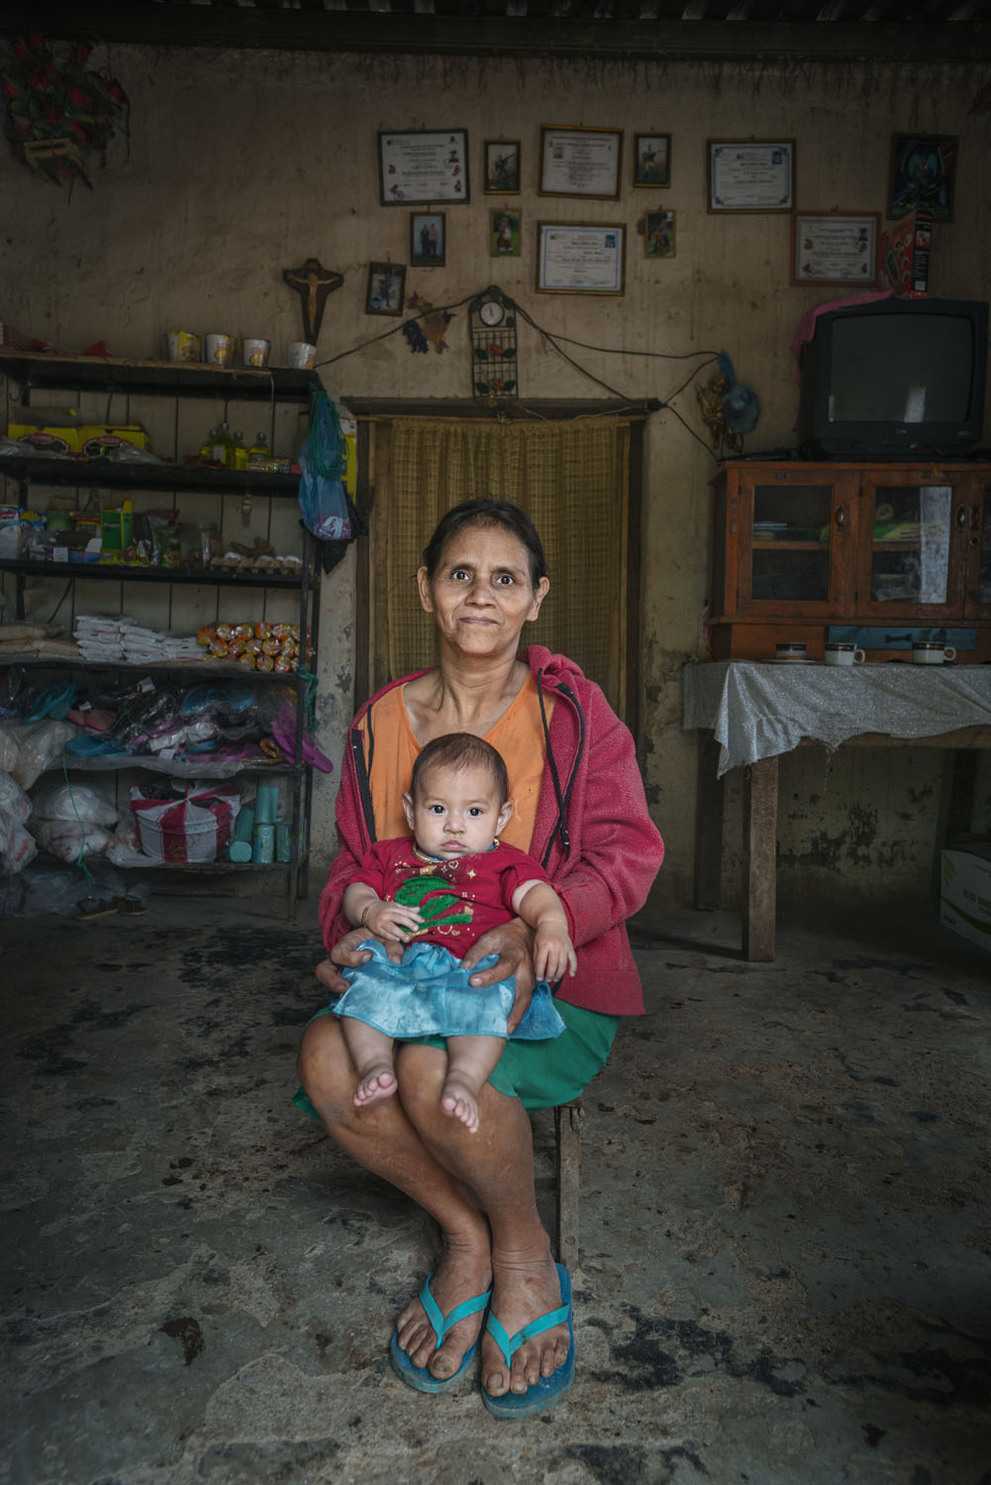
[685,662,991,961]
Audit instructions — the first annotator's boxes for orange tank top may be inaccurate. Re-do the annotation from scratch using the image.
[363,674,551,852]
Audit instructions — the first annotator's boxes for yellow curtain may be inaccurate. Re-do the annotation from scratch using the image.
[369,417,631,715]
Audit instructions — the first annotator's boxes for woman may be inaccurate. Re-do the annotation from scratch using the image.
[299,498,663,1416]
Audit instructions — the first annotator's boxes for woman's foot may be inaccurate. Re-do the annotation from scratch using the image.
[441,1076,481,1133]
[395,1229,492,1381]
[481,1248,570,1397]
[353,1062,397,1108]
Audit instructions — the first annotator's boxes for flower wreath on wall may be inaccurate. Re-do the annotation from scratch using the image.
[1,35,128,190]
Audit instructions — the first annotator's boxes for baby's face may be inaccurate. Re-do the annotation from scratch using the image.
[404,762,511,859]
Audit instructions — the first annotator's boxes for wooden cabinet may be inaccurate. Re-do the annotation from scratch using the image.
[709,459,991,660]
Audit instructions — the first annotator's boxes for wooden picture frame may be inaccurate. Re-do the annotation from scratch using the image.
[707,139,795,213]
[888,133,957,223]
[410,211,446,268]
[490,208,522,258]
[643,209,676,258]
[536,221,626,295]
[539,125,623,201]
[791,211,880,287]
[378,128,469,205]
[365,261,406,316]
[633,133,671,189]
[483,140,521,194]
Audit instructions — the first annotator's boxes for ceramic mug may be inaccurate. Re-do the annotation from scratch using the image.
[243,337,271,369]
[205,332,236,367]
[288,341,317,370]
[774,641,808,662]
[912,642,956,665]
[824,643,866,667]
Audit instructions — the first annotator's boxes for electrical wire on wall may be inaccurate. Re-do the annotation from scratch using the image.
[313,285,725,458]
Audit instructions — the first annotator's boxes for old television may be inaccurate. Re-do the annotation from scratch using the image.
[798,297,988,457]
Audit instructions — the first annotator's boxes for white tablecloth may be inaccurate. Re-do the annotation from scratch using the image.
[682,661,991,776]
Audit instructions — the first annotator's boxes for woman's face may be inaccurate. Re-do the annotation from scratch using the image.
[417,522,550,660]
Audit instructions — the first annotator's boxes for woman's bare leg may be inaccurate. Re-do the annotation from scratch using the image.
[397,1044,570,1400]
[299,1017,491,1379]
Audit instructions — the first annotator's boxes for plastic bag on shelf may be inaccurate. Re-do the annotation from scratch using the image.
[0,724,19,773]
[7,720,77,789]
[32,818,112,863]
[128,783,242,864]
[0,820,37,873]
[0,770,30,826]
[30,781,118,827]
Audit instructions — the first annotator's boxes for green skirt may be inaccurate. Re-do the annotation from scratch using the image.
[293,998,619,1117]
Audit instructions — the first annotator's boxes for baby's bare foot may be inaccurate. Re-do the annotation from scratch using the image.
[441,1077,480,1133]
[353,1063,397,1107]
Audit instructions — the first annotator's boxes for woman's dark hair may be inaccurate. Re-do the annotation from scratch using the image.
[421,499,548,588]
[411,732,509,804]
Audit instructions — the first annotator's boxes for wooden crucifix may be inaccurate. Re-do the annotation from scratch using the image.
[282,257,344,345]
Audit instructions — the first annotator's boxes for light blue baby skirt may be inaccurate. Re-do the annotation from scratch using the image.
[331,939,566,1041]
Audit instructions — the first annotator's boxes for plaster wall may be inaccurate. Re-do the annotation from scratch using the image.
[2,45,989,908]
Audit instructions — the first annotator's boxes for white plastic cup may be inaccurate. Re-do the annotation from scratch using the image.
[243,337,271,369]
[288,341,317,370]
[205,332,236,367]
[165,330,201,362]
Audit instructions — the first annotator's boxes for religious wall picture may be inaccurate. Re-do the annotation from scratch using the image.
[539,125,623,200]
[707,139,795,213]
[410,211,446,267]
[536,221,625,295]
[365,261,406,316]
[888,133,957,223]
[484,140,521,194]
[378,129,469,205]
[490,208,522,257]
[643,209,676,258]
[791,211,879,286]
[633,134,671,189]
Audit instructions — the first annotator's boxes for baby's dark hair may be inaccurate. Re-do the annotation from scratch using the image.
[410,732,509,805]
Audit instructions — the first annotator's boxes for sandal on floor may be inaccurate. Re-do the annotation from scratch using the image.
[389,1273,492,1394]
[481,1262,575,1419]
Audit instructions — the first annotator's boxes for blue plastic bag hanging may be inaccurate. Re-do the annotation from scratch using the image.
[298,388,353,542]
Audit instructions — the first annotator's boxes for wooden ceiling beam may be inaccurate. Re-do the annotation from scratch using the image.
[3,2,991,60]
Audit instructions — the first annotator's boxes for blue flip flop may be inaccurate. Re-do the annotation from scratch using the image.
[389,1273,492,1394]
[481,1262,575,1419]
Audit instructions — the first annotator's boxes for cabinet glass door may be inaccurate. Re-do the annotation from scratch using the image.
[747,483,836,607]
[979,485,991,607]
[862,482,962,615]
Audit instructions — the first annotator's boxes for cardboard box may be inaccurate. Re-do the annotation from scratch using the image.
[940,845,991,957]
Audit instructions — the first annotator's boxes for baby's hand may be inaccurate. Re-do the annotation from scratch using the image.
[364,901,423,942]
[534,926,577,983]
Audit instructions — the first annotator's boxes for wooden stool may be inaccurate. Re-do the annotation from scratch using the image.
[554,1099,584,1270]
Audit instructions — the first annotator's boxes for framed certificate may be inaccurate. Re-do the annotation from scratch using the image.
[791,211,880,286]
[378,129,470,205]
[707,139,795,213]
[539,126,623,200]
[536,222,626,295]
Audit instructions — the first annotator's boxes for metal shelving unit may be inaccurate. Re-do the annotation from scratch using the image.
[0,353,322,915]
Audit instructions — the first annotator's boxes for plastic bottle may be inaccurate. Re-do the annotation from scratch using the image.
[232,432,248,471]
[248,431,271,461]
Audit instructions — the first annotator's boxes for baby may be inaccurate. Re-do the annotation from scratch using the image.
[335,731,576,1133]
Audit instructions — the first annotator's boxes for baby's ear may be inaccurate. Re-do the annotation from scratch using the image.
[402,792,415,830]
[497,798,514,833]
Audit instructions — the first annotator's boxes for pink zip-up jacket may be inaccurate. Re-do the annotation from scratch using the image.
[318,645,664,1016]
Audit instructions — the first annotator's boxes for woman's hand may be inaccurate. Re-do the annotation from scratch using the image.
[462,918,536,1034]
[314,927,404,996]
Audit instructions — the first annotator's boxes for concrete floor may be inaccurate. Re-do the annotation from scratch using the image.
[3,892,991,1484]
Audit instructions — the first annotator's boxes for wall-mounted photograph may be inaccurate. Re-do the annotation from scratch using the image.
[484,140,521,194]
[643,209,676,258]
[707,139,795,213]
[633,134,671,189]
[792,211,879,286]
[378,128,469,204]
[537,221,626,294]
[888,133,957,222]
[365,261,407,316]
[490,208,522,257]
[539,125,622,200]
[410,211,446,267]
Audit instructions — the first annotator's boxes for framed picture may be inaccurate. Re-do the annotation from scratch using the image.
[490,208,522,258]
[410,211,446,267]
[791,211,880,286]
[643,209,676,259]
[888,133,957,223]
[378,129,469,205]
[707,139,795,213]
[539,125,622,200]
[536,222,625,295]
[633,133,671,189]
[484,140,521,194]
[365,261,406,316]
